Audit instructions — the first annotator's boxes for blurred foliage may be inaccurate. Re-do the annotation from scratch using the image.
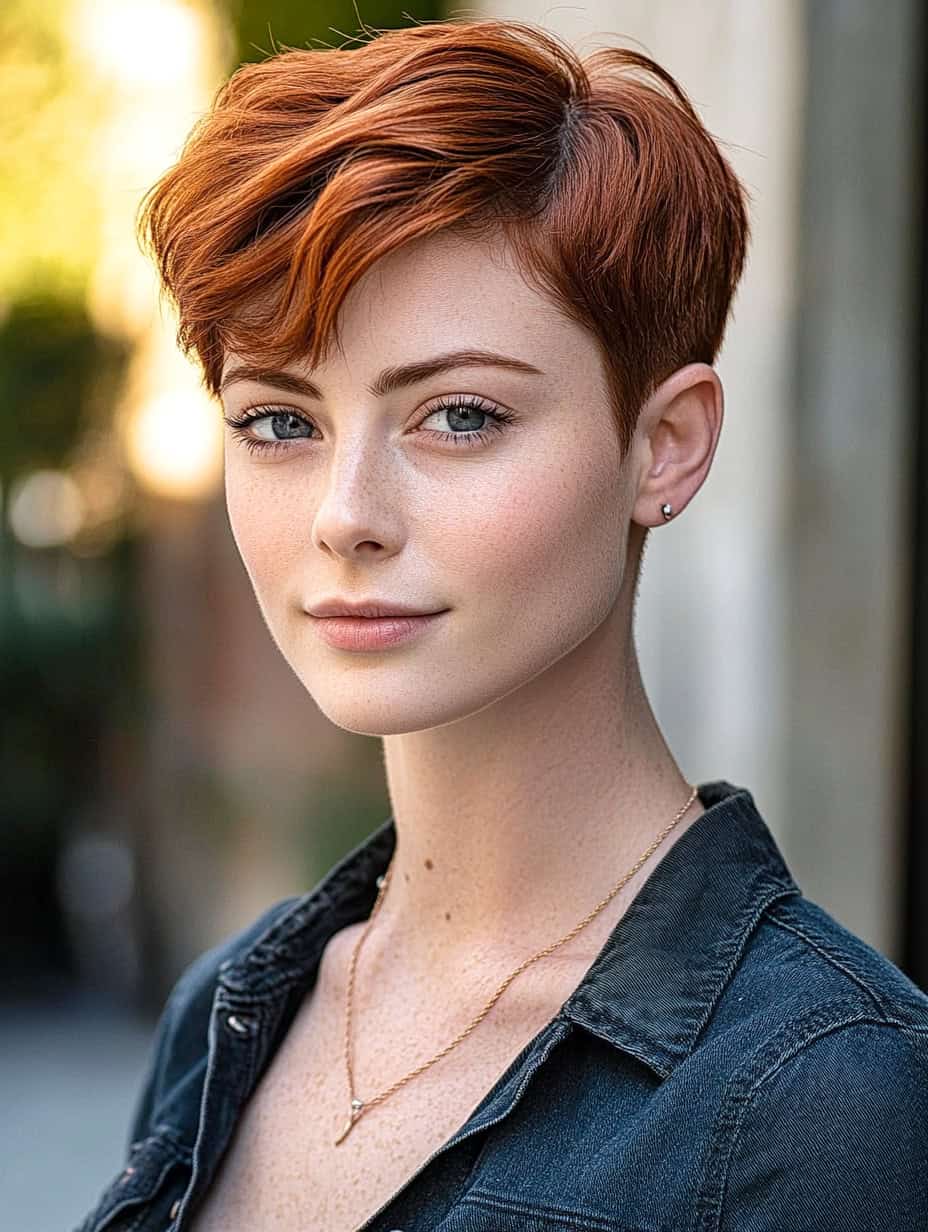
[0,0,137,990]
[0,0,107,301]
[0,295,130,483]
[2,0,446,994]
[218,0,444,66]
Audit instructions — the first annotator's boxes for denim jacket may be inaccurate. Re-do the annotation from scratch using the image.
[75,780,928,1231]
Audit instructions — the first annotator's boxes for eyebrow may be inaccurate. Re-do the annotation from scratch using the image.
[219,348,545,399]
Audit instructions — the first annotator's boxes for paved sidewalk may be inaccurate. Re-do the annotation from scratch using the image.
[0,992,155,1231]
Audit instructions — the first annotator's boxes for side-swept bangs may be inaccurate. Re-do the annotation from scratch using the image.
[137,17,751,458]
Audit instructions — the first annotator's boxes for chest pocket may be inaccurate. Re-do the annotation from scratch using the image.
[437,1189,653,1232]
[75,1126,192,1232]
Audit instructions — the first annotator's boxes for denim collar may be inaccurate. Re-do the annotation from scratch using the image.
[560,780,801,1077]
[218,780,801,1081]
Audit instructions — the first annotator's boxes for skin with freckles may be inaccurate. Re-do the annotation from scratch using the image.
[187,224,730,1232]
[220,224,723,1007]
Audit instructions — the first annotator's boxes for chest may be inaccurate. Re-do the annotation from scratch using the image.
[186,937,580,1232]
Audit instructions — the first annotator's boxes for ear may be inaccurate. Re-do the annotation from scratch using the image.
[630,363,724,528]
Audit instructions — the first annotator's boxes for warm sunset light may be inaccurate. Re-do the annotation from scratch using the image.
[122,386,223,502]
[66,0,227,503]
[72,0,203,92]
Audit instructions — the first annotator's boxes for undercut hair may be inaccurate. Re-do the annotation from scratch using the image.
[137,16,751,460]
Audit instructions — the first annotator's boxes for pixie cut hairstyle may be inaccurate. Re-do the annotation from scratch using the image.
[137,17,751,460]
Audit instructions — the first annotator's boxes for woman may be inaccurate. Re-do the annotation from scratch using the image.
[77,16,928,1232]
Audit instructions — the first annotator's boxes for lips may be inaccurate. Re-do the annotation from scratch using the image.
[308,600,446,619]
[311,610,448,651]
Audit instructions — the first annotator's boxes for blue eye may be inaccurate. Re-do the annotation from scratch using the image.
[223,397,518,455]
[223,408,314,453]
[417,396,517,448]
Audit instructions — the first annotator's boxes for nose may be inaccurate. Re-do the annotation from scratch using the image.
[309,433,402,561]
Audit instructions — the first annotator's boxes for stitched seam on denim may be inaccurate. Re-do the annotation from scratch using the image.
[221,962,325,998]
[179,992,224,1228]
[87,1149,182,1232]
[716,1017,926,1232]
[691,997,869,1230]
[221,893,322,974]
[123,1207,150,1232]
[685,884,802,1053]
[357,1018,572,1230]
[211,1000,266,1103]
[765,905,891,1017]
[463,1187,633,1231]
[244,1016,262,1094]
[472,1016,572,1134]
[149,1123,193,1163]
[573,881,800,1077]
[895,1022,928,1086]
[692,1006,899,1232]
[456,1021,576,1201]
[570,999,670,1079]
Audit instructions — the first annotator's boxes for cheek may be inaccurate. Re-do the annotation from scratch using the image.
[223,436,628,648]
[224,464,303,605]
[435,448,627,627]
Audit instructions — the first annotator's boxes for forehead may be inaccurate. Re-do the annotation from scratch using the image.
[221,228,598,388]
[344,227,552,322]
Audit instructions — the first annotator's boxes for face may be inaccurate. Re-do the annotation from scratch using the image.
[220,228,642,737]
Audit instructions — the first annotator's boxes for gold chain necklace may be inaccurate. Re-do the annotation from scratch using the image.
[334,784,699,1145]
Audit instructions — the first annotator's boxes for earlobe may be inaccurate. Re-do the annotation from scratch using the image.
[640,365,722,529]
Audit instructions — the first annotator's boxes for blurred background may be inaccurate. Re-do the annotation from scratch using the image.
[1,0,926,1227]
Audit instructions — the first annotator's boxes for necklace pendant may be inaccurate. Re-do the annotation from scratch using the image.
[334,1098,365,1146]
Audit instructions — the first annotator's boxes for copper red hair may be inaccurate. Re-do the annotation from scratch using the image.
[136,16,751,458]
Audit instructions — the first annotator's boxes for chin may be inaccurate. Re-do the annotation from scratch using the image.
[288,655,513,737]
[305,690,476,737]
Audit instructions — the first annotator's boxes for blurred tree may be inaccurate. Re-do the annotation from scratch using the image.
[0,1,137,995]
[0,0,447,1001]
[0,296,129,484]
[218,0,443,67]
[0,0,106,301]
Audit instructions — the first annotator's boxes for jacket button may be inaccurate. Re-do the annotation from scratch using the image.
[225,1013,253,1035]
[118,1165,135,1183]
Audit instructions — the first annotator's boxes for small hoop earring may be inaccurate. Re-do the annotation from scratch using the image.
[661,503,673,520]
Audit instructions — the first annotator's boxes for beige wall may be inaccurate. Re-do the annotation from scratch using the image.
[472,1,919,960]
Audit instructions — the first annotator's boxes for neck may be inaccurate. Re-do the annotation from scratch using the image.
[366,607,704,988]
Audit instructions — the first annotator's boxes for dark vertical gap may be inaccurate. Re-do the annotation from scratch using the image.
[902,5,928,991]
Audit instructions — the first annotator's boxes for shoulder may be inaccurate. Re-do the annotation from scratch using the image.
[734,889,928,1100]
[126,894,303,1149]
[705,1016,928,1231]
[698,892,928,1230]
[733,890,928,1046]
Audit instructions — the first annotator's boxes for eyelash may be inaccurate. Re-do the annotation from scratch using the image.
[222,395,518,457]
